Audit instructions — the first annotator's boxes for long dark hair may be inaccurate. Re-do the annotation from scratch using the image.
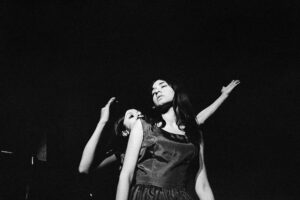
[151,79,201,144]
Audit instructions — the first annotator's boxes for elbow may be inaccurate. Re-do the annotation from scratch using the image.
[197,119,205,125]
[195,182,214,200]
[195,182,204,197]
[196,115,205,125]
[195,187,203,198]
[78,165,89,174]
[195,178,207,197]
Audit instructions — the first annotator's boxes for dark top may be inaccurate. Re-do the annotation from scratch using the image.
[134,120,199,188]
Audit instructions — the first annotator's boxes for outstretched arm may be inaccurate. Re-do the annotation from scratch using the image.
[116,120,143,200]
[195,142,215,200]
[196,80,240,125]
[78,97,116,174]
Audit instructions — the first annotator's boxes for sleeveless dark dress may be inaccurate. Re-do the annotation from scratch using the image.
[129,120,201,200]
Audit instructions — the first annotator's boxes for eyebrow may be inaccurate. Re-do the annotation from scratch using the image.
[152,81,167,89]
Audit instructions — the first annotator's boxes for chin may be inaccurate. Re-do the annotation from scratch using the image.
[155,102,173,113]
[157,99,169,105]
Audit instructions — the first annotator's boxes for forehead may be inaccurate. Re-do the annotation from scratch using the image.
[152,80,168,89]
[125,109,139,115]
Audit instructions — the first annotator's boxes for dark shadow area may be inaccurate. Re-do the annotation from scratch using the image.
[1,0,299,200]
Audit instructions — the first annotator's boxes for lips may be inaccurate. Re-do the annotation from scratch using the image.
[157,95,163,101]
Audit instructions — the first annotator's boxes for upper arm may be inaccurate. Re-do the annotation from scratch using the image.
[96,154,118,170]
[197,142,205,175]
[120,120,143,178]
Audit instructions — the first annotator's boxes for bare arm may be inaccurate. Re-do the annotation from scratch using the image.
[116,120,143,200]
[196,80,240,125]
[195,142,215,200]
[78,97,116,174]
[96,154,118,169]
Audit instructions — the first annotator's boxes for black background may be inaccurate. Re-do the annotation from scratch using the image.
[1,0,299,200]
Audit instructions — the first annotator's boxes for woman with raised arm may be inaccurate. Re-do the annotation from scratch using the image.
[79,80,239,174]
[116,79,239,200]
[78,97,143,174]
[196,80,240,124]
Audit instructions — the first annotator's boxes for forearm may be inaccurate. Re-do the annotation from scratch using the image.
[78,121,107,173]
[196,93,228,124]
[116,171,133,200]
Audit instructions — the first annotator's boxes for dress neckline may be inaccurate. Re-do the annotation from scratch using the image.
[158,127,189,143]
[160,127,186,136]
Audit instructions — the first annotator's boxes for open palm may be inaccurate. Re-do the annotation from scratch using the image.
[100,97,116,123]
[221,80,240,95]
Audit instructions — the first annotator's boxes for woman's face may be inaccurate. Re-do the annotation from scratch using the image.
[152,80,175,107]
[122,109,142,136]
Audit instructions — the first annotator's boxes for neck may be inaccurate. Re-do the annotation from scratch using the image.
[161,107,177,126]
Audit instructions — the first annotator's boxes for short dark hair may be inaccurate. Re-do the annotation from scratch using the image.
[114,116,126,137]
[111,116,128,154]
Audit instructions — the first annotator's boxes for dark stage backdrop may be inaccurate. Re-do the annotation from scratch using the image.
[1,1,299,200]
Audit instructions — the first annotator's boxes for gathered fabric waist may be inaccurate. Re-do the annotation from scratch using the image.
[135,179,186,189]
[129,183,195,200]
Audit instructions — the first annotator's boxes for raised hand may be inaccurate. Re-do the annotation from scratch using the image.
[221,80,240,95]
[99,97,116,123]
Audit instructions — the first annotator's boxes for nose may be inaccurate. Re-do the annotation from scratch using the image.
[153,89,161,96]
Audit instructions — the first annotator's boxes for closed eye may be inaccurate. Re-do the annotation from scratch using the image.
[128,114,134,119]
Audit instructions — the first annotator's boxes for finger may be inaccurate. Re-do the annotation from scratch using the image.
[106,97,116,106]
[227,80,234,87]
[228,82,234,87]
[138,116,144,119]
[233,80,240,85]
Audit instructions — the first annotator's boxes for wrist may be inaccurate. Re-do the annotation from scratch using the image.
[220,92,229,98]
